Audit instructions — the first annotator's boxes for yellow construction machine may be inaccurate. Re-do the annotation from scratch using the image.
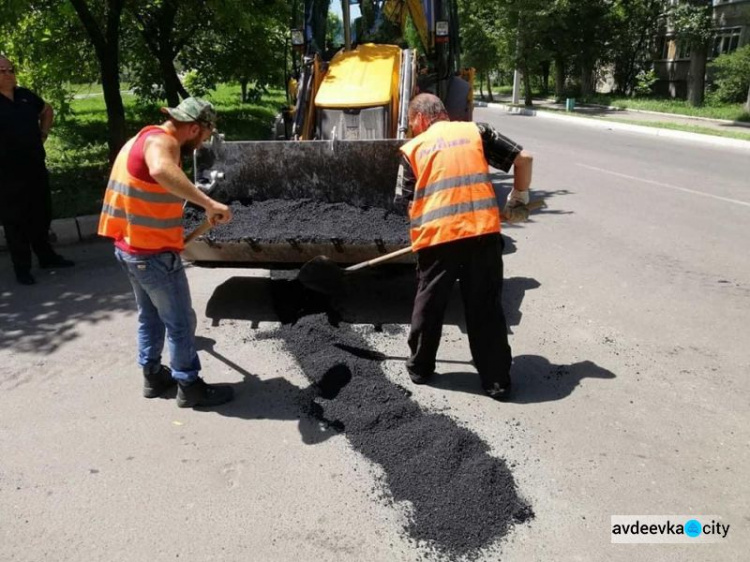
[185,0,474,267]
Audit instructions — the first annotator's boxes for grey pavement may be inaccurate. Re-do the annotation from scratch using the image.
[1,109,748,561]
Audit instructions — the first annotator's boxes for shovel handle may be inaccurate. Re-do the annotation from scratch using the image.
[184,219,213,245]
[344,246,412,272]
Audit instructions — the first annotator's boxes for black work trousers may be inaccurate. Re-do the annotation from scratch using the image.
[1,167,55,275]
[407,233,512,391]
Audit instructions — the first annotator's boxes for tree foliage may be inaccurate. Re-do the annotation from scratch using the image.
[710,44,750,104]
[608,0,663,96]
[0,3,98,118]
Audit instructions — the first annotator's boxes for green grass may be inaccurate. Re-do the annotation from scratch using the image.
[585,94,750,122]
[605,118,750,141]
[531,105,750,141]
[46,84,285,218]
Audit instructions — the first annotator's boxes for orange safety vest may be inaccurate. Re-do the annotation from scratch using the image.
[400,121,500,251]
[98,126,185,251]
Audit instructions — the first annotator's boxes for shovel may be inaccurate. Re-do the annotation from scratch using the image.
[298,246,412,295]
[299,198,545,294]
[184,218,213,245]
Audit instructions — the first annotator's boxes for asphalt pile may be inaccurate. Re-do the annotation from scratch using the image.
[184,199,410,245]
[261,285,533,557]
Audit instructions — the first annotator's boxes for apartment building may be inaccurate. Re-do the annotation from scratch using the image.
[654,0,750,97]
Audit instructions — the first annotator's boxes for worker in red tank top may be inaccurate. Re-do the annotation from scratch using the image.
[99,97,235,409]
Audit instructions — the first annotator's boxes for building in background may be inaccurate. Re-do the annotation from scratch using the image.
[653,0,750,98]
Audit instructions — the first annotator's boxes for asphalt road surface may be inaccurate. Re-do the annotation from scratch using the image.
[1,111,748,561]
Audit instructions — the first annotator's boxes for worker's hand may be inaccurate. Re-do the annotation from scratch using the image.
[206,201,232,226]
[505,188,529,209]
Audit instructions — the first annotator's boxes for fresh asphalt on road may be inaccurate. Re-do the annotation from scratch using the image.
[1,109,748,561]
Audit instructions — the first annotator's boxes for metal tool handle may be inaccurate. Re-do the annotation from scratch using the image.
[344,246,412,272]
[184,219,213,245]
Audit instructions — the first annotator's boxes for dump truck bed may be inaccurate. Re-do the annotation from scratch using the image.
[184,138,412,267]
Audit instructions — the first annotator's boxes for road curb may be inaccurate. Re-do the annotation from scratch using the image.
[475,101,750,150]
[0,214,101,251]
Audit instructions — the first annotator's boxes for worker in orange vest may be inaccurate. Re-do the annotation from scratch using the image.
[98,97,234,409]
[395,93,533,401]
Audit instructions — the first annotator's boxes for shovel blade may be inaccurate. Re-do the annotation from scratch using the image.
[298,255,346,295]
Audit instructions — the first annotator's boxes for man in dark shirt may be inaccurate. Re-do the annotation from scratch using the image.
[395,95,533,401]
[0,55,73,285]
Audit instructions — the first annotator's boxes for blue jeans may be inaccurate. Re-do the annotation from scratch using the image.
[114,247,201,383]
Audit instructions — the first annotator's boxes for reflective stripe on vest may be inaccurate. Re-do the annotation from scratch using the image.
[401,121,500,251]
[98,126,185,251]
[410,196,498,228]
[413,172,492,202]
[100,203,184,229]
[106,179,182,205]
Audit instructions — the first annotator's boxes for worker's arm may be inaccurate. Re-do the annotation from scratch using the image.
[394,154,416,211]
[477,122,522,174]
[144,133,232,225]
[511,150,533,193]
[39,103,53,144]
[477,122,532,207]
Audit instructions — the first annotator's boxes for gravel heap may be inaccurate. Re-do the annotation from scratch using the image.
[261,294,533,557]
[184,199,410,245]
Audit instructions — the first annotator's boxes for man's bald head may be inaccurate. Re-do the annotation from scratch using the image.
[407,93,449,136]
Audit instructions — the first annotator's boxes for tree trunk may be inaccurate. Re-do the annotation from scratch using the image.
[580,63,594,100]
[745,83,750,113]
[69,0,127,161]
[479,74,484,99]
[159,54,188,107]
[554,57,565,102]
[540,60,550,97]
[240,78,249,103]
[486,73,493,102]
[522,64,533,106]
[101,54,126,162]
[687,42,708,107]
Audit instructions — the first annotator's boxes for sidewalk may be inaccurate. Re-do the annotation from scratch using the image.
[0,215,100,251]
[476,94,750,135]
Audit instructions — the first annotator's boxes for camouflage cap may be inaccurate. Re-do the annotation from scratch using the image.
[161,97,216,128]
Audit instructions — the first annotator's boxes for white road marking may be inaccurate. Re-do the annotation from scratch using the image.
[576,163,750,208]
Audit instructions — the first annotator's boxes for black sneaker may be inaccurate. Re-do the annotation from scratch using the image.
[143,365,176,398]
[40,254,75,268]
[406,365,433,385]
[15,271,36,285]
[177,377,234,408]
[485,381,513,402]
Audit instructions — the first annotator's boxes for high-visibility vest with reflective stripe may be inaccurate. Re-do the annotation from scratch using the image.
[98,126,185,251]
[401,121,500,251]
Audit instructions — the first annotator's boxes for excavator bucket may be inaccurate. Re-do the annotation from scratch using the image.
[183,136,413,267]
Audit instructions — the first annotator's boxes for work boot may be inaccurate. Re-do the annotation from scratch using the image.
[15,271,36,285]
[485,380,513,402]
[39,254,75,268]
[406,365,433,385]
[177,377,234,408]
[143,365,176,398]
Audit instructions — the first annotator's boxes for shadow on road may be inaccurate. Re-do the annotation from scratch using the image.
[0,243,135,355]
[205,268,540,335]
[429,357,616,403]
[194,335,339,445]
[491,173,575,223]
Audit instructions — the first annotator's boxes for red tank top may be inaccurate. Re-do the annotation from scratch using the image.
[127,128,165,182]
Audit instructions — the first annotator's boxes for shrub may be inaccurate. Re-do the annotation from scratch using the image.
[633,69,658,97]
[710,45,750,104]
